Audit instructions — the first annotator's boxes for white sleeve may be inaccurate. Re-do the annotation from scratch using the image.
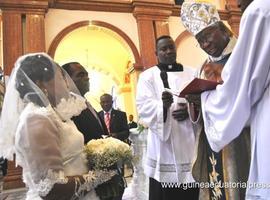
[16,113,67,196]
[136,71,167,140]
[201,8,270,152]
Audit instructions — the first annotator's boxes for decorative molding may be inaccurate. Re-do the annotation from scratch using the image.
[133,0,173,20]
[49,0,132,12]
[0,0,49,13]
[48,0,175,13]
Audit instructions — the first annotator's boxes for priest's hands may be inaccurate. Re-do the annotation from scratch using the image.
[162,91,189,121]
[162,91,173,108]
[172,103,189,121]
[203,62,223,83]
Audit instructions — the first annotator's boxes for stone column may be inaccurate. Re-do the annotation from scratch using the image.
[133,0,173,69]
[1,0,48,189]
[25,13,46,53]
[225,0,242,36]
[1,0,48,75]
[2,11,23,76]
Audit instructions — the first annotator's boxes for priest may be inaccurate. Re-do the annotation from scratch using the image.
[187,0,270,199]
[136,35,199,200]
[181,1,251,199]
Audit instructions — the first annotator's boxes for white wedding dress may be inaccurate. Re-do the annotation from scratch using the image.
[14,101,103,200]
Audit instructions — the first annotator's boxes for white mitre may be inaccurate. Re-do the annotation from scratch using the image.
[180,0,220,36]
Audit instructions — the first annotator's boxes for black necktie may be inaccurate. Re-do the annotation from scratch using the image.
[158,63,183,122]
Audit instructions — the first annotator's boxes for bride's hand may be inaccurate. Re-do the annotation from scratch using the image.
[86,169,117,187]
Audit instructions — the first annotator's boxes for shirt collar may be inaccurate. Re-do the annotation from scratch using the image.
[103,109,112,115]
[157,62,183,72]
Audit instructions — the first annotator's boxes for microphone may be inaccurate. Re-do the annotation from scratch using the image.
[160,71,170,122]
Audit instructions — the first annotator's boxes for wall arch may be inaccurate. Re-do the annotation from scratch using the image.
[175,30,207,68]
[48,20,141,67]
[175,30,191,48]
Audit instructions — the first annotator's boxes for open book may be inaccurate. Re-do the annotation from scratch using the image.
[179,78,220,97]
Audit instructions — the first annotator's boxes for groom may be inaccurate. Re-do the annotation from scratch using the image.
[62,62,108,143]
[62,62,125,200]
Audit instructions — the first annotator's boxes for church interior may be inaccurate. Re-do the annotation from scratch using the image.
[0,0,242,198]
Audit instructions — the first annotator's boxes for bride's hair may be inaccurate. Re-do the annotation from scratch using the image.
[15,54,55,106]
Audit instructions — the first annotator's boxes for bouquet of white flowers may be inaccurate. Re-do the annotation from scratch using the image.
[85,137,133,170]
[84,137,133,199]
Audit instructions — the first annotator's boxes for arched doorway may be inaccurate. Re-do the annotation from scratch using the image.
[48,20,141,116]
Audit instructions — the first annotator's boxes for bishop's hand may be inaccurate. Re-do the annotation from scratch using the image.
[185,94,201,107]
[203,62,223,83]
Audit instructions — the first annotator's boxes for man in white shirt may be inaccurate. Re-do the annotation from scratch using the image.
[136,35,199,200]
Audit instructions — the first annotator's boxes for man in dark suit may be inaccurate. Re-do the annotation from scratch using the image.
[62,62,108,143]
[128,114,137,129]
[98,93,129,200]
[98,93,129,142]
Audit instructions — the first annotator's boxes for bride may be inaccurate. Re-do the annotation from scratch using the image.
[0,53,116,200]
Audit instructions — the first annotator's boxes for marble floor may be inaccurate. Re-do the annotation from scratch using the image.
[1,181,134,200]
[0,167,134,200]
[1,187,26,200]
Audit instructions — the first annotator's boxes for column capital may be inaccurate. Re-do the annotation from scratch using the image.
[132,0,173,20]
[0,0,49,13]
[224,0,242,36]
